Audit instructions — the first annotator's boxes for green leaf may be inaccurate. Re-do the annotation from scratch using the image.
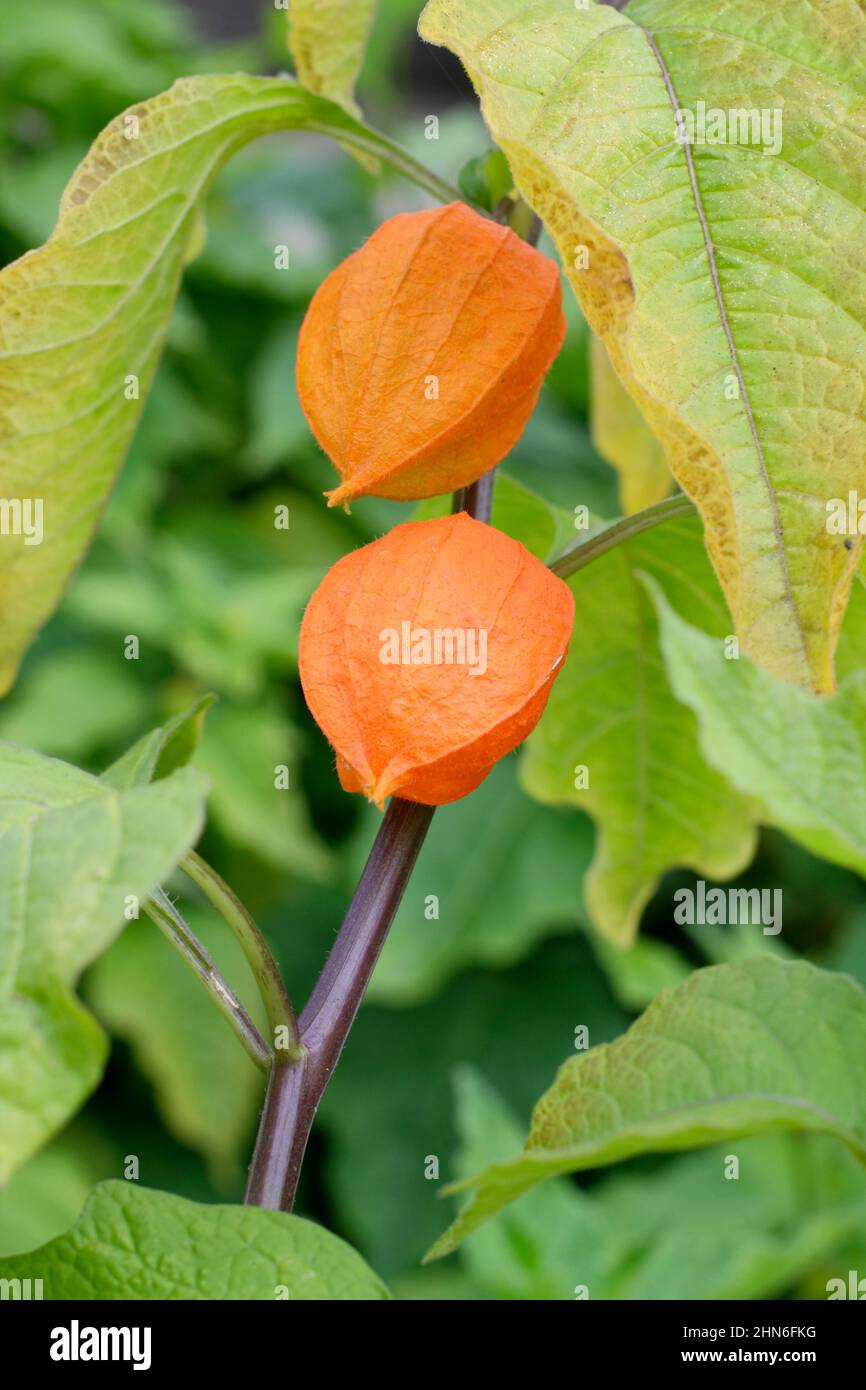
[522,512,758,944]
[428,958,866,1258]
[243,321,311,472]
[590,334,671,515]
[68,532,319,701]
[102,695,215,790]
[458,147,513,211]
[651,578,866,879]
[287,0,379,122]
[450,1070,866,1300]
[0,989,106,1193]
[358,756,593,1005]
[0,744,206,1181]
[0,72,440,692]
[0,1180,390,1299]
[419,0,866,694]
[86,906,265,1180]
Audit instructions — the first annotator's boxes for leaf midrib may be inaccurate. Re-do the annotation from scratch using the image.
[640,27,806,670]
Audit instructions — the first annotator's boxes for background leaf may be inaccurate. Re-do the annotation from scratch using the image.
[430,958,866,1257]
[319,936,629,1277]
[0,1126,114,1258]
[522,513,758,943]
[356,756,593,1005]
[0,651,149,762]
[195,700,332,880]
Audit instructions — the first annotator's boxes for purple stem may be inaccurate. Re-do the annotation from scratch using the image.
[245,473,496,1212]
[245,800,434,1211]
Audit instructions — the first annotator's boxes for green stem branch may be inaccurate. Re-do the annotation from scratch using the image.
[144,890,271,1072]
[308,120,462,206]
[549,493,696,580]
[181,850,300,1057]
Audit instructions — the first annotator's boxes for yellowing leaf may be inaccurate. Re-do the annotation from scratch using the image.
[0,75,418,693]
[288,0,378,120]
[591,334,671,514]
[420,0,866,693]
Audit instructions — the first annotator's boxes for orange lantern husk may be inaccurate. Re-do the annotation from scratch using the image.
[299,513,575,807]
[296,203,565,506]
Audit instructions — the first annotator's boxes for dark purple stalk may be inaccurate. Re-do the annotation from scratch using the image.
[245,800,434,1210]
[245,474,496,1212]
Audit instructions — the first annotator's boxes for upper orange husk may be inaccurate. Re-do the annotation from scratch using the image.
[296,203,565,505]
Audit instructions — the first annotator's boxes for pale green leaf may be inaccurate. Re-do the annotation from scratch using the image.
[522,513,758,944]
[102,695,215,790]
[651,577,866,878]
[0,744,206,1180]
[0,1180,390,1299]
[0,73,431,691]
[420,0,866,693]
[428,958,866,1258]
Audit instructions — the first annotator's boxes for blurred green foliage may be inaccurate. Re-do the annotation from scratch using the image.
[1,0,864,1299]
